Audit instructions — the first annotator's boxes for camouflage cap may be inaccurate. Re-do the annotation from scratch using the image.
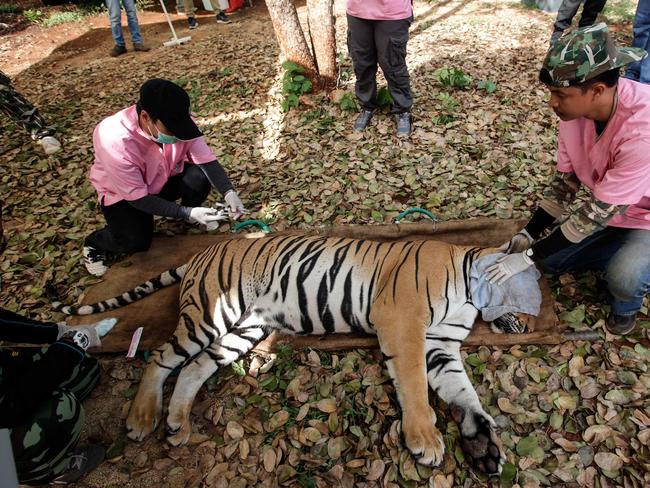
[542,22,647,87]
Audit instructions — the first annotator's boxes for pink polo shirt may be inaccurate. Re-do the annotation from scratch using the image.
[89,105,216,206]
[556,78,650,230]
[346,0,412,21]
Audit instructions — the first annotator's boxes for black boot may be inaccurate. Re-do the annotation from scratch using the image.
[605,312,637,335]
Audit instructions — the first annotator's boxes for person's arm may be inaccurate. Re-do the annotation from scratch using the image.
[128,195,192,220]
[0,307,59,344]
[500,171,577,253]
[530,188,628,261]
[530,171,581,235]
[197,160,234,196]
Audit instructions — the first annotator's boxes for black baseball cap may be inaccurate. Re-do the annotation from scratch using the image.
[138,78,202,141]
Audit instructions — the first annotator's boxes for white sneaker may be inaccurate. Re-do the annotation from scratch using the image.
[83,246,108,277]
[39,136,62,155]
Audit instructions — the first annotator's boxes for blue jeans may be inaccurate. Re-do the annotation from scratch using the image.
[539,227,650,316]
[626,0,650,84]
[106,0,143,46]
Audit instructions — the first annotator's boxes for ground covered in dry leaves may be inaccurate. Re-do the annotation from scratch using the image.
[1,0,649,487]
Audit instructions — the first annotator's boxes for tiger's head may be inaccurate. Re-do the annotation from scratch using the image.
[490,312,537,334]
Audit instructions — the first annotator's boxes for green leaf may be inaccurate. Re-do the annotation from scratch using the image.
[559,306,585,326]
[516,435,539,457]
[500,462,517,482]
[231,359,246,377]
[465,354,484,367]
[349,425,363,438]
[549,412,563,430]
[454,446,465,464]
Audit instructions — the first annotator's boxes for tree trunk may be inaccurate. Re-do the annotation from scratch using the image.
[265,0,317,77]
[306,0,337,89]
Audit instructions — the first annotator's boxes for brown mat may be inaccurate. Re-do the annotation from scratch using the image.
[67,219,562,353]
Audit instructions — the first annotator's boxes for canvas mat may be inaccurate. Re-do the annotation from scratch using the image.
[66,219,562,353]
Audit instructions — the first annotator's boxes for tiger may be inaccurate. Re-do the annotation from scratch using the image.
[54,234,511,475]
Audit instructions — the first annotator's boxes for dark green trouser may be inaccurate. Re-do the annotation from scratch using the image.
[3,348,99,485]
[0,70,56,140]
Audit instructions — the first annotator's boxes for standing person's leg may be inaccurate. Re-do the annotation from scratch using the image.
[577,0,606,27]
[0,71,61,154]
[374,17,412,136]
[207,0,230,22]
[603,229,650,334]
[106,0,128,56]
[121,0,149,50]
[347,15,378,131]
[184,0,199,28]
[626,1,650,83]
[83,199,155,276]
[552,0,583,42]
[157,165,211,207]
[215,0,230,23]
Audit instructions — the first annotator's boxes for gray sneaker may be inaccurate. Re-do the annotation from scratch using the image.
[216,11,230,23]
[395,112,411,137]
[52,445,106,485]
[353,109,374,131]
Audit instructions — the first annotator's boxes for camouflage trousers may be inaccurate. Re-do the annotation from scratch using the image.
[2,348,99,484]
[0,70,56,140]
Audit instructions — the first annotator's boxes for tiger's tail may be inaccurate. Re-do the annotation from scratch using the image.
[52,264,188,316]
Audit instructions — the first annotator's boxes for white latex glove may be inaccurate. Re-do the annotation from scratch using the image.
[57,317,118,350]
[497,229,533,254]
[188,207,224,226]
[224,190,246,219]
[485,252,534,285]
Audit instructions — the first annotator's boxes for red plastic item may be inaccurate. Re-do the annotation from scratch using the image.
[226,0,244,13]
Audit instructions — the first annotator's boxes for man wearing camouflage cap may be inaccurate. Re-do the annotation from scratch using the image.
[486,23,650,336]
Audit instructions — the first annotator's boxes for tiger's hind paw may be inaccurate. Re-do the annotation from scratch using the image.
[451,404,505,475]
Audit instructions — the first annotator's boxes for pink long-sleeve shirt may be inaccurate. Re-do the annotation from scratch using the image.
[346,0,412,21]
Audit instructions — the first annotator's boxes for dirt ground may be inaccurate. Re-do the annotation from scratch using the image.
[0,1,266,76]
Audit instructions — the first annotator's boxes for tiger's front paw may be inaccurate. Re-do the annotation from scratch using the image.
[126,390,162,442]
[451,404,505,475]
[403,408,445,466]
[165,414,192,447]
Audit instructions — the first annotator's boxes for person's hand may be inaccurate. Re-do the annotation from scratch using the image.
[485,252,534,285]
[57,318,118,350]
[224,191,246,219]
[188,207,225,226]
[498,229,533,254]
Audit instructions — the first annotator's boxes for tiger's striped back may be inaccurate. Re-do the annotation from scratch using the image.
[177,235,484,338]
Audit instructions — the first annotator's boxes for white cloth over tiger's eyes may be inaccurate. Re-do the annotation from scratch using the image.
[470,253,542,322]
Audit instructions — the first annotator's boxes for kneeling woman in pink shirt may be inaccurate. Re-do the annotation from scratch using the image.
[84,78,245,277]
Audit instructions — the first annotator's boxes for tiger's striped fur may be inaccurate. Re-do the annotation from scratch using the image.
[53,266,187,315]
[61,235,506,474]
